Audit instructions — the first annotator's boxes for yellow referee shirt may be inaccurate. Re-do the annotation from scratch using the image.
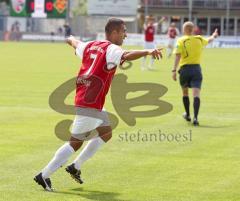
[174,35,208,67]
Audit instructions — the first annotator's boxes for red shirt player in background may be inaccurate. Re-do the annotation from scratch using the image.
[142,15,165,70]
[166,22,179,58]
[193,25,202,35]
[34,18,163,191]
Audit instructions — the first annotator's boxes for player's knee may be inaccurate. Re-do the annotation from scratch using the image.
[193,92,200,98]
[182,89,189,96]
[69,137,83,151]
[192,88,200,97]
[69,142,80,151]
[100,131,112,142]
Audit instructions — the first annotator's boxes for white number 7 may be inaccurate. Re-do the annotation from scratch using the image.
[85,53,97,76]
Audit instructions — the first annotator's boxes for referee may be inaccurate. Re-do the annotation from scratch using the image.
[172,21,218,126]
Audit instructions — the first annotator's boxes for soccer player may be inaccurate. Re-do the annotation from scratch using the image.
[142,15,165,70]
[166,22,179,58]
[172,21,218,126]
[193,25,202,35]
[34,18,162,191]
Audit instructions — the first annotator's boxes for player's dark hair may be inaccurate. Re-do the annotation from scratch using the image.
[105,18,125,35]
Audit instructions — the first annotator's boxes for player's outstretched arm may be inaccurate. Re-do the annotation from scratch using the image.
[208,29,218,44]
[158,16,166,24]
[66,35,80,49]
[122,48,163,61]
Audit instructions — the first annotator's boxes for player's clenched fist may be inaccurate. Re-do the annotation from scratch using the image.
[172,71,177,81]
[66,35,74,45]
[66,35,79,49]
[212,29,218,38]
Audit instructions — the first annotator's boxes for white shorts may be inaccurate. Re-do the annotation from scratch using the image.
[144,41,156,49]
[71,107,110,140]
[168,38,176,48]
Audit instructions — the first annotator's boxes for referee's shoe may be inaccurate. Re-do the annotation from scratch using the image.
[182,113,191,122]
[193,118,199,126]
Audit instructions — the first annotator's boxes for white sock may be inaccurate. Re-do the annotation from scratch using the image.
[73,137,105,170]
[42,143,75,178]
[149,57,154,68]
[142,57,146,70]
[167,48,172,58]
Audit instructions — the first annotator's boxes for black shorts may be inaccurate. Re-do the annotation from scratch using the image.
[178,64,203,89]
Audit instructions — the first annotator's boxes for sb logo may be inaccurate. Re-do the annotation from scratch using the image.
[49,73,173,141]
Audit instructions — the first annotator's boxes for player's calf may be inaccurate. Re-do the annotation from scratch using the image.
[69,136,84,151]
[97,126,112,142]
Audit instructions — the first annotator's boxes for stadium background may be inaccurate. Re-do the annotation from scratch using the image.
[0,0,240,46]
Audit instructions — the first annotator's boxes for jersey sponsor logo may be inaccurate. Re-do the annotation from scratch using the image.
[148,28,154,33]
[89,46,104,53]
[76,76,91,87]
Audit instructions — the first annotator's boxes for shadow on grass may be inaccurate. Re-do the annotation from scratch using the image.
[198,125,233,128]
[53,188,128,201]
[147,68,159,72]
[183,121,233,129]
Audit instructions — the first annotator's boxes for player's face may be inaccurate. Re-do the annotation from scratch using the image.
[116,24,127,46]
[149,19,154,25]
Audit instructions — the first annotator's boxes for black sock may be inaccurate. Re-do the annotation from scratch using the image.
[193,97,200,119]
[182,96,190,116]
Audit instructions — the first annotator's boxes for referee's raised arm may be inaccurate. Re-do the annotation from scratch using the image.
[207,29,219,44]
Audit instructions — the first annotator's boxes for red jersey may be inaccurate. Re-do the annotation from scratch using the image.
[145,25,155,42]
[74,40,124,110]
[168,27,178,39]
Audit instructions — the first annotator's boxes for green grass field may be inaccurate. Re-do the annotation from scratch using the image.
[0,42,240,201]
